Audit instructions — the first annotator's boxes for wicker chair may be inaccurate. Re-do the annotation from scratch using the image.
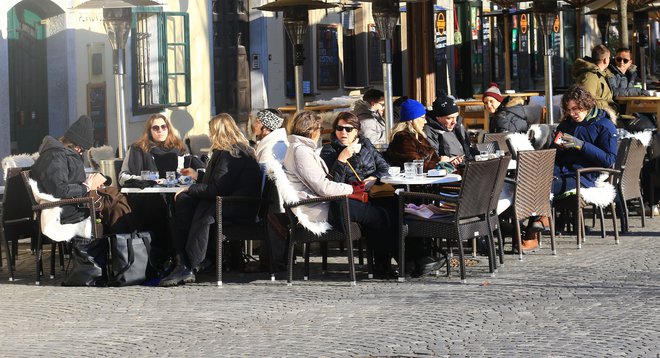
[215,178,274,286]
[21,170,98,285]
[614,138,646,232]
[552,167,620,250]
[398,158,503,282]
[487,155,512,267]
[285,195,359,286]
[508,149,557,260]
[483,133,510,154]
[0,167,38,281]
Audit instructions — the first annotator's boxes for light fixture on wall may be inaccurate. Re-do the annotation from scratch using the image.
[256,0,337,111]
[532,0,558,125]
[74,0,162,158]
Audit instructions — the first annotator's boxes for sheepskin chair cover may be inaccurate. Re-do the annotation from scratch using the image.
[264,160,332,236]
[2,153,38,183]
[28,179,93,242]
[85,145,115,170]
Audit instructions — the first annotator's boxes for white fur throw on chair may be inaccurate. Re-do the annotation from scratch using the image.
[580,178,617,208]
[2,153,38,182]
[264,160,332,236]
[85,145,115,170]
[622,130,653,147]
[506,132,535,155]
[28,179,93,242]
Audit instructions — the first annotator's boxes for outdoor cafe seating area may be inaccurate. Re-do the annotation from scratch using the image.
[1,108,656,287]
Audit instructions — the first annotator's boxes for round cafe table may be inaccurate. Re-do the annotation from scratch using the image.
[380,173,462,186]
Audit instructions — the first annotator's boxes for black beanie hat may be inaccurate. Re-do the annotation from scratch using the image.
[64,115,94,150]
[432,93,459,118]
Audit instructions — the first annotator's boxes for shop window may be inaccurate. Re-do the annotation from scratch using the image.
[131,9,191,114]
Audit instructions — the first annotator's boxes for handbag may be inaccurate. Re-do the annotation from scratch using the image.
[109,231,152,286]
[368,183,396,198]
[63,237,109,287]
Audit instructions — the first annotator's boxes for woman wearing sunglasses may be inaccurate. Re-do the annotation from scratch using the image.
[320,111,390,191]
[119,113,203,271]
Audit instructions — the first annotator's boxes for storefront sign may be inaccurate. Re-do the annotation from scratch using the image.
[520,14,528,34]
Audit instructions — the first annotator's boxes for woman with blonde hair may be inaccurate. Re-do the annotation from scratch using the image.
[160,113,262,286]
[385,99,441,171]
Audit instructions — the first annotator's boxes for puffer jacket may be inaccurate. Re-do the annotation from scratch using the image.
[352,99,386,146]
[608,63,644,97]
[423,116,474,160]
[554,108,618,188]
[385,131,441,171]
[489,97,529,133]
[31,136,88,224]
[572,57,614,110]
[283,134,352,223]
[320,135,389,184]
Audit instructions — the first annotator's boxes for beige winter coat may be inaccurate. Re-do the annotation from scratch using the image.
[283,134,352,223]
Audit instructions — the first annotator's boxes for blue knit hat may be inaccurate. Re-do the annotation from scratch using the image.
[399,99,426,122]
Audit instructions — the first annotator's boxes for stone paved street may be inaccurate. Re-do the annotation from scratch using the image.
[0,213,659,357]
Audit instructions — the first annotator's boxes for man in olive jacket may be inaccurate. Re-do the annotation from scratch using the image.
[572,44,615,112]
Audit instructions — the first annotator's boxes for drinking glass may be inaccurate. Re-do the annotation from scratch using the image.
[165,171,176,187]
[477,151,488,161]
[404,162,415,178]
[150,171,159,181]
[141,170,150,180]
[413,159,424,176]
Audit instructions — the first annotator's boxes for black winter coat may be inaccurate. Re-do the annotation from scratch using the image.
[423,117,474,160]
[320,135,389,183]
[184,149,262,268]
[607,63,644,97]
[32,136,88,224]
[490,98,529,133]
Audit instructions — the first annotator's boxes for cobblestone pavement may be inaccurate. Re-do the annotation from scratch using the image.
[0,214,659,357]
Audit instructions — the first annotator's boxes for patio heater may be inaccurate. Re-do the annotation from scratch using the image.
[532,0,558,125]
[256,0,337,112]
[360,0,428,145]
[74,0,162,158]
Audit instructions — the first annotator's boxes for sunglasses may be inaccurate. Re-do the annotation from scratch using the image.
[151,124,168,132]
[335,125,355,133]
[615,57,630,64]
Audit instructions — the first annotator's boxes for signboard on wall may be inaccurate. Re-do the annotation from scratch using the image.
[87,82,107,146]
[317,24,340,89]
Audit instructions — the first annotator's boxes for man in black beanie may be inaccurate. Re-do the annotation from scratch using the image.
[32,115,107,224]
[423,93,474,165]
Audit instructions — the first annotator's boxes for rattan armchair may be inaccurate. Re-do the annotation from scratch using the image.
[215,178,274,286]
[509,149,557,260]
[0,167,38,281]
[614,138,646,232]
[553,167,620,249]
[487,155,512,267]
[398,158,503,282]
[21,170,98,285]
[483,133,510,154]
[285,195,359,286]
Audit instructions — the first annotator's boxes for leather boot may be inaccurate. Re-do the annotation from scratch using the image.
[521,231,540,252]
[527,216,550,233]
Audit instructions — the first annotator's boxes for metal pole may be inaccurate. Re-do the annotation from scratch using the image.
[113,48,127,158]
[504,13,511,90]
[293,43,306,111]
[544,37,554,125]
[382,37,393,144]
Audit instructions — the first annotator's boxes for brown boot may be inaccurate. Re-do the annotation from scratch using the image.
[521,231,540,252]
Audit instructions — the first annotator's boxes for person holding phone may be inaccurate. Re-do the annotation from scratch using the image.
[31,115,134,234]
